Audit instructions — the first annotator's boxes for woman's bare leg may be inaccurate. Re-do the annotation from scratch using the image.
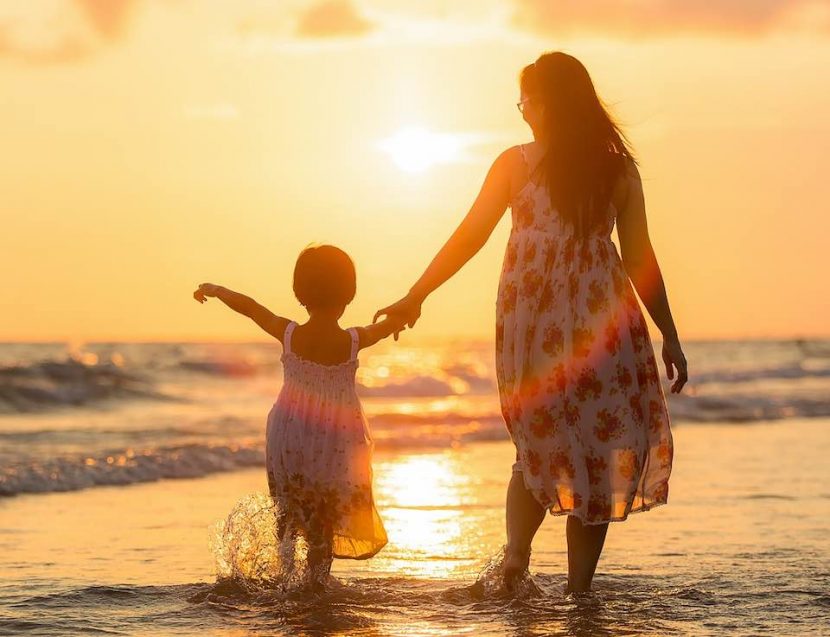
[504,471,545,589]
[565,516,608,593]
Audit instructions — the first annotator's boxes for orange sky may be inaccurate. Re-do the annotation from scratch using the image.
[2,1,829,342]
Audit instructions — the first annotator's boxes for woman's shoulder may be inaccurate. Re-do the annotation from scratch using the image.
[494,144,525,168]
[498,141,542,162]
[612,155,642,211]
[621,155,640,181]
[488,143,543,201]
[483,146,525,194]
[494,143,540,179]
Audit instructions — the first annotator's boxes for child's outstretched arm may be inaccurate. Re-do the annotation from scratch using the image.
[193,283,290,342]
[356,316,407,350]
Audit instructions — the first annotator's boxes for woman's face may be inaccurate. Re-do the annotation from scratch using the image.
[519,90,545,137]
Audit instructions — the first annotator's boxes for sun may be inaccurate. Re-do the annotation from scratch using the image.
[377,126,465,173]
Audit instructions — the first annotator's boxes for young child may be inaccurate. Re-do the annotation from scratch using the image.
[193,244,402,586]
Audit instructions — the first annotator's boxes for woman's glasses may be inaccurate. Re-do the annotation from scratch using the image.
[516,98,530,114]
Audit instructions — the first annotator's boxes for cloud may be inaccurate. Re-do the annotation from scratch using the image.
[0,0,141,65]
[235,4,519,53]
[235,0,380,51]
[0,25,88,65]
[73,0,139,41]
[512,0,830,38]
[295,0,375,38]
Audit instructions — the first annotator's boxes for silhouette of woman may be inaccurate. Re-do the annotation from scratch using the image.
[375,51,687,593]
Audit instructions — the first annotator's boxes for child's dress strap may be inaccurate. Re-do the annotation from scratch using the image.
[283,321,297,354]
[347,327,360,361]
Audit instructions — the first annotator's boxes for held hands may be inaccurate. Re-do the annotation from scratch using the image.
[384,314,410,341]
[373,292,423,341]
[661,334,688,394]
[193,282,223,304]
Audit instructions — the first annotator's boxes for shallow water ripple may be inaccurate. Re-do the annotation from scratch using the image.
[3,569,829,637]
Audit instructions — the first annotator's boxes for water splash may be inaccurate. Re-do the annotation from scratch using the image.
[469,546,542,599]
[210,494,280,587]
[209,493,334,594]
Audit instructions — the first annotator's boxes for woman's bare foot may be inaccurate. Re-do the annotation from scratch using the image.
[502,546,530,593]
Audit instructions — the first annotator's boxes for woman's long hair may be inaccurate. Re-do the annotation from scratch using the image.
[521,52,636,238]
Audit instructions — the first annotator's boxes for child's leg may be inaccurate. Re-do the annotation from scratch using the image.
[306,524,333,581]
[305,501,334,585]
[276,514,298,580]
[268,471,297,578]
[307,539,333,584]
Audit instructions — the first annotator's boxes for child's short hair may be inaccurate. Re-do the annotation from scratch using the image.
[293,244,356,310]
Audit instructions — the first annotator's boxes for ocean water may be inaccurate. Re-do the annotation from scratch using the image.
[1,339,829,636]
[1,338,828,497]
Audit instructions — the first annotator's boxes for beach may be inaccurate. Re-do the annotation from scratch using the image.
[3,427,830,635]
[2,340,830,636]
[5,2,830,633]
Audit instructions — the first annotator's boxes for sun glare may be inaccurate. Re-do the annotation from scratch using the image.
[378,126,464,173]
[374,454,470,576]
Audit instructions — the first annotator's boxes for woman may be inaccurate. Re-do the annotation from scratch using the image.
[374,51,687,594]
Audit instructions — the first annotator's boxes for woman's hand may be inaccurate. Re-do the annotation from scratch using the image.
[661,334,688,394]
[193,283,223,304]
[373,293,423,341]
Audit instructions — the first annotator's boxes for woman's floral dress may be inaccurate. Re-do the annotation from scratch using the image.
[265,322,387,561]
[496,144,674,524]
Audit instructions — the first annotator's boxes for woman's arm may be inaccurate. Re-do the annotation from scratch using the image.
[374,148,515,330]
[616,162,688,392]
[193,283,290,342]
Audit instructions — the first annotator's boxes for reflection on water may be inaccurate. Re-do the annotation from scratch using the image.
[374,454,472,578]
[378,455,470,508]
[381,509,465,577]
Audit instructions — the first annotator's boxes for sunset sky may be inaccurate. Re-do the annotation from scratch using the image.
[2,0,829,342]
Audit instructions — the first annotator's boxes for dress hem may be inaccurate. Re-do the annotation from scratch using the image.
[544,498,668,526]
[513,464,670,525]
[332,540,388,561]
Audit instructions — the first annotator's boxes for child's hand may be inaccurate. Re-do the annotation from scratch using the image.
[382,314,409,341]
[374,292,423,338]
[193,282,223,304]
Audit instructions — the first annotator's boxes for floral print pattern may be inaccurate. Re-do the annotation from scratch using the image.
[496,145,673,524]
[266,322,387,561]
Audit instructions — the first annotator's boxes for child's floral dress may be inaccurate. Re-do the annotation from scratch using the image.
[265,321,387,560]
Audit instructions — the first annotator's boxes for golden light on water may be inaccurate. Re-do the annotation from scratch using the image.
[382,456,464,507]
[375,454,471,577]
